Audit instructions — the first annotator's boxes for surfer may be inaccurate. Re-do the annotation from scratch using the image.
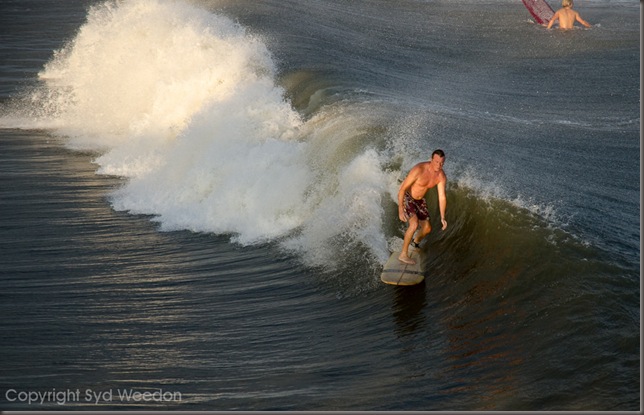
[547,0,591,30]
[397,149,447,265]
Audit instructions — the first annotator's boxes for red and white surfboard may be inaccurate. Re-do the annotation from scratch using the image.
[522,0,555,25]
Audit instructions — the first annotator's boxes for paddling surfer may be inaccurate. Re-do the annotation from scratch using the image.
[397,149,447,265]
[547,0,591,30]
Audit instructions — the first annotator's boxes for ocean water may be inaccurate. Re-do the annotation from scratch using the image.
[0,0,639,410]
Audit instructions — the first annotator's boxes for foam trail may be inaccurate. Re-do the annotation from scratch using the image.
[4,0,394,267]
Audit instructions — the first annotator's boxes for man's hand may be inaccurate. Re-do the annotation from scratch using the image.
[399,207,408,222]
[441,218,447,230]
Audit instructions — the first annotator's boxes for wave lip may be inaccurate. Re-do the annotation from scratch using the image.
[41,0,279,146]
[4,0,394,268]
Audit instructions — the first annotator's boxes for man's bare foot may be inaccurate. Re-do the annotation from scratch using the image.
[398,254,416,265]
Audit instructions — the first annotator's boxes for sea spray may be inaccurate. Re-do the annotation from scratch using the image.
[13,0,396,268]
[281,148,391,266]
[36,0,278,150]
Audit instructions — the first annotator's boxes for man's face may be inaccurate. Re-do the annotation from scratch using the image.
[430,155,445,172]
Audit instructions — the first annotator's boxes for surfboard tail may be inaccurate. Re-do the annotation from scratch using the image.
[380,251,425,286]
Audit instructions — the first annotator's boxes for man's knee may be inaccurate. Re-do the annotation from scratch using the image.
[407,216,419,231]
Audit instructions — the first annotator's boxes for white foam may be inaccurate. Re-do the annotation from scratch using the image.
[36,0,279,147]
[281,148,391,266]
[454,167,565,228]
[5,0,394,268]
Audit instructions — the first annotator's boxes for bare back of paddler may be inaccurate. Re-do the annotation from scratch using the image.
[547,0,591,30]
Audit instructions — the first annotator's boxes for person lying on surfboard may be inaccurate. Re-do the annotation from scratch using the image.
[397,149,447,265]
[547,0,591,30]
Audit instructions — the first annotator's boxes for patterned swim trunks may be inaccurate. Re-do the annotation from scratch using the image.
[403,192,429,221]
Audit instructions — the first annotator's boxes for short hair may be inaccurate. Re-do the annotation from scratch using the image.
[562,0,572,7]
[432,149,445,159]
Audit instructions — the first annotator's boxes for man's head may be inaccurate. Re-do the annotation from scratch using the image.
[430,149,445,171]
[562,0,572,8]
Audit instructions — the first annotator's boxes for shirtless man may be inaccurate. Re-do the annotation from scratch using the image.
[547,0,591,30]
[397,149,447,264]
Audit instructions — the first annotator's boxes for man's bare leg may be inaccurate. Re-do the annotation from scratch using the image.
[412,220,432,248]
[399,216,418,264]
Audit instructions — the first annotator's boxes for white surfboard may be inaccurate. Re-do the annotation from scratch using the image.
[380,250,424,286]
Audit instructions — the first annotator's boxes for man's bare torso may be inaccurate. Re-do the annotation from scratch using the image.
[408,162,445,200]
[554,8,581,29]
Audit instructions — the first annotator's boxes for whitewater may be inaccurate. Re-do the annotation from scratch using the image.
[6,0,407,267]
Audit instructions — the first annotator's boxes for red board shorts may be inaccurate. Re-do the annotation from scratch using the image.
[403,192,429,221]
